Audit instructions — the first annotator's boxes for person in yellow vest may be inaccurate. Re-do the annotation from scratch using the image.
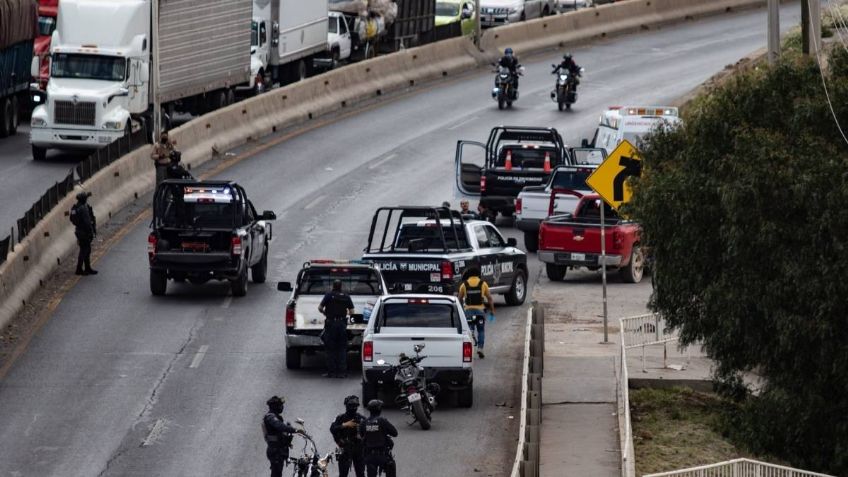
[457,267,495,358]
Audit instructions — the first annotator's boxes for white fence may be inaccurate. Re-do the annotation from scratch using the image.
[619,322,636,477]
[620,313,688,372]
[643,458,835,477]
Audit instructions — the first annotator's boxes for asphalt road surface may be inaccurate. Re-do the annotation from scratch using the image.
[0,6,802,477]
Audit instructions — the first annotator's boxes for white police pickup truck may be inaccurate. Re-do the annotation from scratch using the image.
[277,260,388,370]
[361,295,476,407]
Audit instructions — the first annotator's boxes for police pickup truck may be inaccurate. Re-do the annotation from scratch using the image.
[277,260,388,369]
[148,180,276,297]
[361,206,527,305]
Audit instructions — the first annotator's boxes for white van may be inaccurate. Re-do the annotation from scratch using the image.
[585,106,681,155]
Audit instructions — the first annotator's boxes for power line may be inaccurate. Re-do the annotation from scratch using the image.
[826,0,848,53]
[809,0,848,147]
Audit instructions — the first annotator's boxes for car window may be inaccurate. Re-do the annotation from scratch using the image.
[485,226,505,248]
[474,226,490,248]
[394,225,470,251]
[379,303,458,329]
[551,169,592,190]
[298,269,383,295]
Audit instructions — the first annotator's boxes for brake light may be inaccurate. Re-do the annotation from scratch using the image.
[147,233,157,257]
[441,261,453,281]
[463,342,473,362]
[480,175,486,193]
[363,341,374,362]
[515,197,523,214]
[408,298,430,304]
[505,150,513,171]
[285,306,295,328]
[231,236,242,255]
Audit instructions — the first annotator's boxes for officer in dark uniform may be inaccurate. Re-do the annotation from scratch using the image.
[330,395,367,477]
[165,150,193,180]
[70,191,97,276]
[359,399,398,477]
[318,279,354,378]
[263,395,303,477]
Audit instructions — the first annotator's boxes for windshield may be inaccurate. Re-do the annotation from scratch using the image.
[394,225,470,251]
[52,54,127,81]
[379,303,458,328]
[251,21,258,47]
[551,170,591,190]
[622,132,645,146]
[297,268,383,295]
[436,2,460,16]
[38,16,56,36]
[328,17,338,33]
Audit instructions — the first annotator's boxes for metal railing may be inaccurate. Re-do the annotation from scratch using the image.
[620,313,688,372]
[644,458,835,477]
[619,318,636,477]
[511,303,544,477]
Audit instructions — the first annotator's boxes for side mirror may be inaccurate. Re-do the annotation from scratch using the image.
[139,63,150,83]
[261,210,277,221]
[277,282,292,292]
[581,138,590,148]
[31,56,40,78]
[507,237,518,247]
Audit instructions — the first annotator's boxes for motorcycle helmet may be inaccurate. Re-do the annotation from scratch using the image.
[504,47,514,57]
[267,395,285,413]
[367,399,384,414]
[563,53,572,61]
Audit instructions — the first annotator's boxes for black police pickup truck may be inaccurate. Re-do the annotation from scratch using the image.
[148,180,276,297]
[361,206,528,305]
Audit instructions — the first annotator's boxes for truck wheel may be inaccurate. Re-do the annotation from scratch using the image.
[621,245,645,284]
[251,250,268,284]
[231,266,248,297]
[524,231,539,253]
[296,60,307,82]
[226,89,236,106]
[0,98,11,138]
[150,270,167,296]
[457,385,474,408]
[9,96,18,135]
[546,263,566,281]
[362,380,378,403]
[285,347,302,370]
[505,270,527,306]
[31,145,47,162]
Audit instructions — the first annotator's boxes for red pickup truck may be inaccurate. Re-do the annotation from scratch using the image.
[537,192,645,283]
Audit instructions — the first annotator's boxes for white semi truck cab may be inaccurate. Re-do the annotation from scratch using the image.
[30,0,150,160]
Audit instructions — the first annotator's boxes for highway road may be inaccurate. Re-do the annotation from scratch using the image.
[0,6,801,476]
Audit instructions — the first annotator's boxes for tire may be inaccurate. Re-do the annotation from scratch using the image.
[31,145,47,161]
[9,96,18,135]
[251,249,268,284]
[362,380,378,403]
[411,399,431,430]
[558,100,564,111]
[150,270,167,296]
[457,385,473,408]
[505,270,527,306]
[546,263,566,281]
[0,98,11,138]
[285,347,302,370]
[524,231,539,253]
[231,266,248,297]
[620,245,645,284]
[226,89,235,106]
[296,60,307,82]
[498,98,506,110]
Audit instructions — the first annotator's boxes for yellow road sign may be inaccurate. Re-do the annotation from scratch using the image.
[585,140,642,211]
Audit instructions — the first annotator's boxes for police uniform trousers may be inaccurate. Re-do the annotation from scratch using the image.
[338,445,365,477]
[76,231,93,272]
[324,317,348,375]
[365,450,396,477]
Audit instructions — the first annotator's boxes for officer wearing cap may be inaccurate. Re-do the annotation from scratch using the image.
[318,279,354,378]
[263,395,303,477]
[330,395,366,477]
[359,399,398,477]
[70,191,97,276]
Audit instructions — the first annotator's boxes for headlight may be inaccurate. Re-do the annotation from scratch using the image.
[31,117,47,127]
[103,120,123,130]
[509,6,520,13]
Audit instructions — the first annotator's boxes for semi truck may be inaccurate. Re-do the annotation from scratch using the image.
[0,0,38,138]
[34,0,58,92]
[30,0,253,160]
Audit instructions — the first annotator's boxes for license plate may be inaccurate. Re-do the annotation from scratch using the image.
[407,392,421,403]
[430,273,441,282]
[571,253,585,261]
[403,284,412,291]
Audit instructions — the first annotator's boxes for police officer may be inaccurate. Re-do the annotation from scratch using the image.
[70,191,97,276]
[458,267,495,358]
[263,395,303,477]
[552,53,582,92]
[151,131,177,185]
[165,150,193,180]
[359,399,398,477]
[330,395,366,477]
[318,279,354,378]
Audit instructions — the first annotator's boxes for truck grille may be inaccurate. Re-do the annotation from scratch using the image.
[54,100,96,126]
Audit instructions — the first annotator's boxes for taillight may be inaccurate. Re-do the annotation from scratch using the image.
[515,197,523,214]
[441,261,453,281]
[538,228,545,250]
[285,306,295,328]
[363,341,374,362]
[231,235,243,255]
[480,175,486,193]
[463,342,473,362]
[147,233,157,257]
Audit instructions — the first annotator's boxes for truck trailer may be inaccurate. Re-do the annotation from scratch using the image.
[0,0,38,138]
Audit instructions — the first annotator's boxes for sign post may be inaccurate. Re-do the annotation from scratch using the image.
[585,140,643,343]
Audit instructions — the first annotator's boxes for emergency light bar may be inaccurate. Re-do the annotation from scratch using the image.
[623,107,678,117]
[305,259,372,267]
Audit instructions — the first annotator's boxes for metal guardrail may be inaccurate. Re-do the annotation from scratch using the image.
[643,458,835,477]
[619,318,636,477]
[511,303,544,477]
[620,313,688,373]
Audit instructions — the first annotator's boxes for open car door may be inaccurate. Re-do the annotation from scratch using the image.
[454,140,486,197]
[569,147,607,166]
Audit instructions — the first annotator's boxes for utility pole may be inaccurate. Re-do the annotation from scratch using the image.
[808,0,821,55]
[600,201,609,344]
[152,0,162,141]
[474,0,482,50]
[767,0,780,64]
[801,0,810,55]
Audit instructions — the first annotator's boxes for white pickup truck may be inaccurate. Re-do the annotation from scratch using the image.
[514,164,599,252]
[277,260,388,370]
[361,295,475,407]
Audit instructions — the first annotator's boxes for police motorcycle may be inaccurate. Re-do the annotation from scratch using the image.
[376,344,440,430]
[550,65,584,111]
[492,65,524,110]
[287,419,333,477]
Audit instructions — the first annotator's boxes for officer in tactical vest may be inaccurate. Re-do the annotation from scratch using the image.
[70,192,97,276]
[458,267,495,358]
[330,395,367,477]
[318,279,354,378]
[359,399,398,477]
[262,395,303,477]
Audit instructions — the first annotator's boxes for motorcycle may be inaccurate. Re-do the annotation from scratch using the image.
[492,65,523,110]
[287,419,333,477]
[550,65,584,111]
[376,344,441,430]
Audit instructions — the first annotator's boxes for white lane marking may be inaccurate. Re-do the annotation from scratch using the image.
[142,419,166,447]
[303,194,327,210]
[189,345,209,369]
[447,115,479,130]
[221,296,233,309]
[368,153,398,170]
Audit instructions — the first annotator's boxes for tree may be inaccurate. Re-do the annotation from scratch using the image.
[628,48,848,473]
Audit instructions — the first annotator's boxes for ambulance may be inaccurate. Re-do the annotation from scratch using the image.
[584,106,681,155]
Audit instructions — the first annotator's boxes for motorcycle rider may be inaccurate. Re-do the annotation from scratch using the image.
[360,399,398,477]
[498,47,521,92]
[458,267,495,358]
[552,53,581,92]
[263,395,304,477]
[330,395,367,477]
